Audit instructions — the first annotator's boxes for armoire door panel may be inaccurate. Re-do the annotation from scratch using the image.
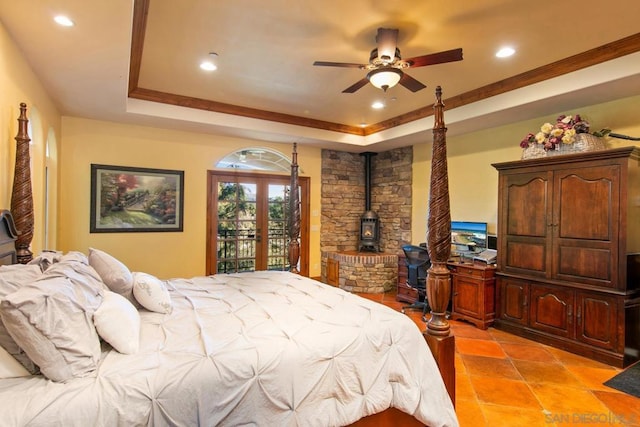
[556,169,616,241]
[498,278,529,325]
[505,239,546,274]
[506,177,549,237]
[556,245,612,285]
[552,166,618,287]
[577,293,618,351]
[530,286,574,338]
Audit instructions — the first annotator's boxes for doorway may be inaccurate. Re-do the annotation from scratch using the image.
[206,171,309,275]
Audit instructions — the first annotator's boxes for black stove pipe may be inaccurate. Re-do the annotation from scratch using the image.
[360,152,377,211]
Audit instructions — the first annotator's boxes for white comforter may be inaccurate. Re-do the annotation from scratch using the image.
[0,271,457,426]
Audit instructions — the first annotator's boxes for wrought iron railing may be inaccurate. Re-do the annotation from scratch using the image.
[217,228,289,273]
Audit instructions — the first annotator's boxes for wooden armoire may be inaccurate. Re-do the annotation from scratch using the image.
[492,146,640,368]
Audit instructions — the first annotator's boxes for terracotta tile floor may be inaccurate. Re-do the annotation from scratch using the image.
[357,290,640,427]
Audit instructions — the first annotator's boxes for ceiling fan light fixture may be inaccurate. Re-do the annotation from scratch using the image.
[367,68,402,91]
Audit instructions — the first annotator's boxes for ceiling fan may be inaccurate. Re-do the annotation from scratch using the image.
[313,28,463,93]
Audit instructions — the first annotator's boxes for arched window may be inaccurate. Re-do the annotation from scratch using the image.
[216,147,295,172]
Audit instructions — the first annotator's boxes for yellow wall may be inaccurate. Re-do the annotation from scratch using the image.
[411,94,640,244]
[0,21,61,254]
[3,19,640,279]
[59,117,322,279]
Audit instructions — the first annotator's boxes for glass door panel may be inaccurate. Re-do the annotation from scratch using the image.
[216,181,257,273]
[267,184,287,270]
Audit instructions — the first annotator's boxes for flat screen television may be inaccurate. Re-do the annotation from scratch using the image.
[451,221,488,256]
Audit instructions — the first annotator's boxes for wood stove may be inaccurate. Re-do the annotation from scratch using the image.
[358,152,380,252]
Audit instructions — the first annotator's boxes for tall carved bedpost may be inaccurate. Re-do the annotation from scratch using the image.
[10,103,34,264]
[426,87,452,336]
[424,87,455,404]
[288,143,301,274]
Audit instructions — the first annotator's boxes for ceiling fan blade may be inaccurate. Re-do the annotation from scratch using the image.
[342,78,370,93]
[398,73,426,92]
[376,28,398,63]
[405,48,463,68]
[313,61,364,68]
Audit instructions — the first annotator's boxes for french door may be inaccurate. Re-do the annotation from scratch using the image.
[206,171,309,275]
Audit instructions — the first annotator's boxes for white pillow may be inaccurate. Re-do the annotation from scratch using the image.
[0,264,44,374]
[0,273,103,382]
[0,344,30,379]
[132,272,172,314]
[93,291,140,354]
[88,248,133,298]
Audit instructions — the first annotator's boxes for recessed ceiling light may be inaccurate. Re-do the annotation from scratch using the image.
[200,52,219,71]
[54,15,74,27]
[200,61,217,71]
[371,101,385,109]
[496,47,515,58]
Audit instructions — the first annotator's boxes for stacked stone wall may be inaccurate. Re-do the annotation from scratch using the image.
[370,147,413,253]
[320,147,413,254]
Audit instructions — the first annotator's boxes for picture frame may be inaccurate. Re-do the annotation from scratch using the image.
[90,164,184,233]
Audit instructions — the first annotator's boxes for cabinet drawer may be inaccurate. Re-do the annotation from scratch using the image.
[449,263,495,279]
[396,281,418,303]
[398,255,408,285]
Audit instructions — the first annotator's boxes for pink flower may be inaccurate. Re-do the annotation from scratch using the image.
[520,133,535,148]
[520,113,592,151]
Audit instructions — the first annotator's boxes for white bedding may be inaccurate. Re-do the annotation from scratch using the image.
[0,271,457,427]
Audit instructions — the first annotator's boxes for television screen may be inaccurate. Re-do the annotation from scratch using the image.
[451,221,488,256]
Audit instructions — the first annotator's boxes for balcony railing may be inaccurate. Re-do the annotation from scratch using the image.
[217,228,290,273]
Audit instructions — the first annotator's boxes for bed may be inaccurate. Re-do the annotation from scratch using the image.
[0,92,458,426]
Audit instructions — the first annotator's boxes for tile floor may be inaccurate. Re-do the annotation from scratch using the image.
[357,290,640,427]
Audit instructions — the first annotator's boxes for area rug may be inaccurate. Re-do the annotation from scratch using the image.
[603,362,640,398]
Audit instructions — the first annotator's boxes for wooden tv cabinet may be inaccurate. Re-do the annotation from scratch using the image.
[492,147,640,368]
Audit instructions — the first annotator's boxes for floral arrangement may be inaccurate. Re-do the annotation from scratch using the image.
[520,114,609,151]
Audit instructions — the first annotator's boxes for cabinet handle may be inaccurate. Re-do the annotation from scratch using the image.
[576,306,582,326]
[568,304,573,324]
[523,295,528,307]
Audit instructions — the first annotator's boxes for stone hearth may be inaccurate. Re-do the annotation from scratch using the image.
[321,251,398,293]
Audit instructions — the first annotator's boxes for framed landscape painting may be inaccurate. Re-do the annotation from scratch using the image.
[90,164,184,233]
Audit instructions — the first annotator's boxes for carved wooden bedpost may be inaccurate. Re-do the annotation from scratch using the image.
[424,87,455,404]
[288,143,301,274]
[10,103,34,264]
